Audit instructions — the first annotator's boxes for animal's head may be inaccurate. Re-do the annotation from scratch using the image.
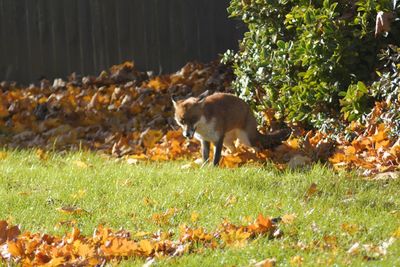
[171,90,209,139]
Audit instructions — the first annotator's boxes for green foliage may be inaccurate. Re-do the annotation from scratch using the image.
[224,0,398,130]
[371,45,400,135]
[339,81,372,121]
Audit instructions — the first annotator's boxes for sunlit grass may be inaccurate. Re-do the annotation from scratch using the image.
[0,149,399,266]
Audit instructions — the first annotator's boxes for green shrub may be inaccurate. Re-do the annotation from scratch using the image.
[224,0,398,130]
[370,45,400,135]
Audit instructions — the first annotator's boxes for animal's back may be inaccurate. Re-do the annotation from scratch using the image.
[202,93,255,132]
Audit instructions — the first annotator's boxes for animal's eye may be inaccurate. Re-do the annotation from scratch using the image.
[181,119,186,124]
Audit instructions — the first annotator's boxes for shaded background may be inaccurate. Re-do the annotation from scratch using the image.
[0,0,245,84]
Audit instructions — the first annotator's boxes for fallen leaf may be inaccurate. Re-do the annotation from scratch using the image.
[347,242,360,255]
[392,226,400,238]
[0,152,7,160]
[253,258,276,267]
[375,11,394,37]
[282,214,296,225]
[304,183,318,200]
[36,149,48,161]
[181,162,199,169]
[191,211,200,223]
[372,171,399,180]
[74,160,89,168]
[290,255,303,266]
[57,206,86,215]
[341,223,359,235]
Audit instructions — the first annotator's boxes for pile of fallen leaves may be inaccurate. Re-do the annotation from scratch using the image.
[0,60,399,175]
[330,102,400,177]
[0,215,279,266]
[0,61,231,160]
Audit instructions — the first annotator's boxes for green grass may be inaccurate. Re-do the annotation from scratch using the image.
[0,149,399,266]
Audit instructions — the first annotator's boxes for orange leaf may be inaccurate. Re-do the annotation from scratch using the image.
[36,149,48,161]
[257,214,273,230]
[140,129,163,148]
[344,146,356,155]
[286,138,300,149]
[0,103,9,118]
[43,257,65,267]
[305,183,318,200]
[7,240,24,257]
[372,123,388,143]
[138,240,153,256]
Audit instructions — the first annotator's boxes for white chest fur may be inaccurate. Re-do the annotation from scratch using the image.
[194,116,220,142]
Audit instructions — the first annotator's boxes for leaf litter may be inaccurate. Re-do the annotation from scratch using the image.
[0,61,399,174]
[0,215,279,266]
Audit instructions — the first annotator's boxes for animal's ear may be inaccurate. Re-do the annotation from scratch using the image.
[197,90,210,103]
[171,95,178,108]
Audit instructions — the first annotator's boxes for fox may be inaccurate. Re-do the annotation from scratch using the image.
[172,90,291,166]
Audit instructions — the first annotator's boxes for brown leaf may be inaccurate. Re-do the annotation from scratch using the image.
[0,221,8,244]
[57,206,86,215]
[375,11,394,37]
[304,183,318,200]
[253,258,277,267]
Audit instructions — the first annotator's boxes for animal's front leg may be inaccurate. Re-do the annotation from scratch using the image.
[201,140,210,163]
[212,136,224,166]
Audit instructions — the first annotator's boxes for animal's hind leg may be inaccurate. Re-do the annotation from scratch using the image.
[223,131,237,153]
[238,129,261,152]
[237,130,252,147]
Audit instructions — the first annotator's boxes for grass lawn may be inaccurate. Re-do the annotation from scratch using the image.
[0,149,399,266]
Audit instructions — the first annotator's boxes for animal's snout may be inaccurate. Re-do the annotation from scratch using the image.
[183,127,195,139]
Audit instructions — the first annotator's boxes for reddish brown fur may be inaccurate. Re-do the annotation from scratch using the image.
[174,93,290,148]
[200,93,260,144]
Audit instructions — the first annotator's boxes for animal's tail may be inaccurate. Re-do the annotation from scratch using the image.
[258,127,291,149]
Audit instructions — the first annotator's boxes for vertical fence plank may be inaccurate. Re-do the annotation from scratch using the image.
[143,0,159,72]
[15,0,29,82]
[25,0,42,81]
[50,0,67,79]
[42,0,56,79]
[3,0,17,80]
[168,0,184,72]
[78,0,94,75]
[63,0,77,75]
[156,0,171,73]
[100,0,117,68]
[36,0,47,80]
[129,0,146,70]
[116,0,131,63]
[182,0,201,65]
[90,0,106,72]
[0,0,6,78]
[203,1,217,63]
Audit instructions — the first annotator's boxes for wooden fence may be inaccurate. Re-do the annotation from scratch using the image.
[0,0,245,84]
